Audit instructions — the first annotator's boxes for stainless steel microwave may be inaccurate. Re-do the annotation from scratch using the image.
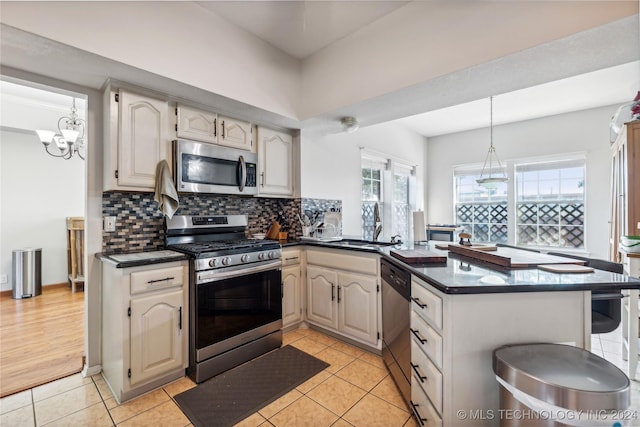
[174,139,258,195]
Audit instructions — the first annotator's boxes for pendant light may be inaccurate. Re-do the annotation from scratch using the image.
[476,96,508,189]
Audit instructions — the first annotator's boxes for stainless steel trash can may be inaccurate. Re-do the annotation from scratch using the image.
[493,343,630,427]
[12,248,42,299]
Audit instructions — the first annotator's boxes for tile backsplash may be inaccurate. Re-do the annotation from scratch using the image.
[102,192,341,254]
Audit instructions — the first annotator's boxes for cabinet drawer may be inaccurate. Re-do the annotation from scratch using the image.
[130,266,185,295]
[282,249,301,266]
[411,280,443,330]
[411,376,443,427]
[306,249,378,275]
[410,310,443,370]
[411,339,442,414]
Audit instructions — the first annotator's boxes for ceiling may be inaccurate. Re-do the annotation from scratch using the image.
[1,2,637,137]
[196,1,410,59]
[197,1,640,136]
[399,61,640,137]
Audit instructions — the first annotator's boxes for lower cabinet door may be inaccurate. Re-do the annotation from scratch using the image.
[282,264,301,328]
[306,265,339,330]
[338,271,378,345]
[130,288,184,385]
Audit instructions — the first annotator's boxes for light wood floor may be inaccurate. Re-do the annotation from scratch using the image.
[0,284,85,398]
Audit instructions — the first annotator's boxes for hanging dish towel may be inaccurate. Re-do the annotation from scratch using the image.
[154,160,180,219]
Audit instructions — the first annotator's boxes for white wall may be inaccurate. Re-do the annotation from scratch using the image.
[0,129,85,291]
[300,122,427,239]
[426,105,618,259]
[0,1,301,120]
[299,2,636,118]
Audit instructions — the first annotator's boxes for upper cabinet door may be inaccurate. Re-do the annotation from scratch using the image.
[117,90,171,188]
[218,115,252,151]
[177,104,217,144]
[257,126,293,197]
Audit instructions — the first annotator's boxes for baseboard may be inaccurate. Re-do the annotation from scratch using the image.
[0,282,70,298]
[82,363,102,378]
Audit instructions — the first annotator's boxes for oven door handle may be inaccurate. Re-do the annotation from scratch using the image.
[197,260,281,283]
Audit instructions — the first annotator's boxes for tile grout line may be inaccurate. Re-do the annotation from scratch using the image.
[30,389,36,427]
[92,375,117,427]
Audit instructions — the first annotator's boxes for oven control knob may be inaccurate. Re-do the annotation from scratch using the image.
[222,257,231,266]
[241,254,250,263]
[268,251,276,259]
[258,253,266,260]
[208,258,220,268]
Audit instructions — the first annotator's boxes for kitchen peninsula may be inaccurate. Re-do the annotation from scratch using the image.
[290,240,640,426]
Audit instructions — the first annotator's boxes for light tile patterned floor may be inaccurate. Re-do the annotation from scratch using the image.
[0,327,417,427]
[2,326,639,427]
[590,324,640,411]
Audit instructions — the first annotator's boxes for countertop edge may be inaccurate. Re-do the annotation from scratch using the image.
[97,242,640,292]
[96,252,190,268]
[285,241,640,293]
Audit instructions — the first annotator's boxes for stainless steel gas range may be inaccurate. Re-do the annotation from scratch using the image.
[165,215,283,383]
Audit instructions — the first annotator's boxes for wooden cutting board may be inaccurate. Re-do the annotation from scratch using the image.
[435,243,497,251]
[448,245,589,268]
[538,264,594,274]
[390,249,447,264]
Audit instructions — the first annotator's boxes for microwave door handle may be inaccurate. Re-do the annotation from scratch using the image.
[238,155,246,192]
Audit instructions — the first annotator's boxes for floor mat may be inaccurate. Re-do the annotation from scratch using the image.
[174,345,329,427]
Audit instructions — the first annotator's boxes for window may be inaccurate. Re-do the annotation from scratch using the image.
[361,156,385,241]
[454,168,508,243]
[515,158,585,248]
[361,153,415,241]
[453,155,586,249]
[392,164,414,241]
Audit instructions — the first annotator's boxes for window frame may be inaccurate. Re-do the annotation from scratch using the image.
[453,165,508,244]
[514,156,586,250]
[452,152,588,251]
[361,151,416,241]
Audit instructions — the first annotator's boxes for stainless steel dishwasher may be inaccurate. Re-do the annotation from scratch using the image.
[381,257,411,403]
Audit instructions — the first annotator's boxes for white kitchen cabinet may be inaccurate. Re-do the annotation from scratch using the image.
[282,248,303,329]
[218,115,252,151]
[337,271,378,345]
[410,281,444,422]
[305,248,380,348]
[101,260,188,403]
[103,87,173,191]
[176,104,252,151]
[409,275,590,426]
[176,103,217,144]
[306,265,339,330]
[129,288,184,386]
[257,126,294,197]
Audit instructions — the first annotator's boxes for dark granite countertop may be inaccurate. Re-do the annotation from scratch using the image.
[285,240,640,294]
[96,250,189,268]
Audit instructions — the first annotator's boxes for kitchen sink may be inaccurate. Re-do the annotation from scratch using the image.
[339,239,398,247]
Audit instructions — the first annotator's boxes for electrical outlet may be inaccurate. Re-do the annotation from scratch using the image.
[0,274,7,284]
[104,216,117,232]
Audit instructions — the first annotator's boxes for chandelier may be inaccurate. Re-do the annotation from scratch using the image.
[476,96,508,189]
[35,98,86,160]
